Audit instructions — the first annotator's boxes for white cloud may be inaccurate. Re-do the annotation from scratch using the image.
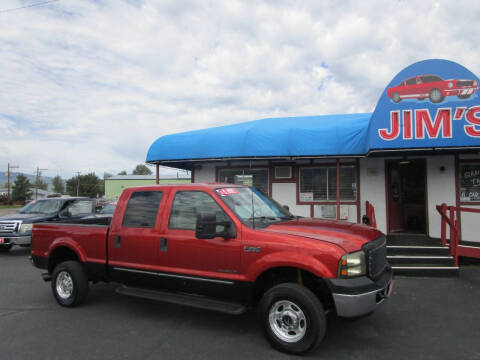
[0,0,479,179]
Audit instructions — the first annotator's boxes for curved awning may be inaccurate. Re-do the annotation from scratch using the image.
[147,113,372,169]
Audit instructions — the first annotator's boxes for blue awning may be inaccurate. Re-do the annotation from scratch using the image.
[146,113,372,168]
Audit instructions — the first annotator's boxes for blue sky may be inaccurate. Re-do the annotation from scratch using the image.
[1,0,480,179]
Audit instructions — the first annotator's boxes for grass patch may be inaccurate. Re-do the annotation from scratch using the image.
[0,205,22,209]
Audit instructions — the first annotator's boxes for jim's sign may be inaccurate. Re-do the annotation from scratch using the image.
[378,106,480,141]
[368,59,480,150]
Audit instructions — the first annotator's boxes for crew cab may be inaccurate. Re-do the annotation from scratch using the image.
[0,197,96,252]
[31,184,393,354]
[387,74,478,103]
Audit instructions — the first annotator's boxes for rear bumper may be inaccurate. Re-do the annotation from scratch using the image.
[0,235,31,246]
[326,266,393,318]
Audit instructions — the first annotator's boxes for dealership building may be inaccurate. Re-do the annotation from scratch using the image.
[146,59,480,247]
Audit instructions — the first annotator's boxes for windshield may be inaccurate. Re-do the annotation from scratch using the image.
[100,203,116,214]
[215,187,294,228]
[19,199,64,215]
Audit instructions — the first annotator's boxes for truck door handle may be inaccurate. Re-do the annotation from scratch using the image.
[114,235,121,248]
[160,238,168,252]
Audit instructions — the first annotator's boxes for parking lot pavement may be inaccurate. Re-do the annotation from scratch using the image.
[1,248,480,360]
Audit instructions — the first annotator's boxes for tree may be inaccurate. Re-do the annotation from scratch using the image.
[12,174,32,202]
[117,170,127,175]
[52,176,65,194]
[132,164,152,175]
[66,173,104,198]
[104,172,113,179]
[34,177,48,191]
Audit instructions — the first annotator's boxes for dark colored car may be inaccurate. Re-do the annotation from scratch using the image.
[387,74,478,103]
[0,197,95,252]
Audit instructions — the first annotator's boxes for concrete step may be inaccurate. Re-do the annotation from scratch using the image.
[387,245,451,256]
[388,255,455,266]
[392,265,459,277]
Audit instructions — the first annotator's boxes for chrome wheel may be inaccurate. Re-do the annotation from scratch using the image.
[56,271,74,299]
[430,88,444,103]
[268,300,307,343]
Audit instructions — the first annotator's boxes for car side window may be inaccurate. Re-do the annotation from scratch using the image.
[405,77,417,85]
[169,191,228,230]
[66,200,94,216]
[122,191,164,228]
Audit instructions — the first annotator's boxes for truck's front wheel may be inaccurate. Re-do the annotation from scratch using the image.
[51,261,89,307]
[259,283,326,354]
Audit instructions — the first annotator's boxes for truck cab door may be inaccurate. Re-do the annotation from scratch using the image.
[108,190,165,286]
[159,190,242,299]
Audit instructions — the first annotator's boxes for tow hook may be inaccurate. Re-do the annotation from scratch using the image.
[41,273,52,282]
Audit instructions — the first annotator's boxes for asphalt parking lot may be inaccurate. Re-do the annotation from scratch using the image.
[1,247,479,360]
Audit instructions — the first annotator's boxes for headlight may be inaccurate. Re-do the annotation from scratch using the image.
[19,223,33,233]
[338,251,366,277]
[474,81,478,86]
[448,82,453,88]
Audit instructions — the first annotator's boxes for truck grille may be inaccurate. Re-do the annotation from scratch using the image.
[363,236,388,279]
[457,80,474,87]
[0,221,21,233]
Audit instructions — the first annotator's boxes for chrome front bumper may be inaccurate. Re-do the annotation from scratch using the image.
[332,280,393,317]
[0,235,32,246]
[326,266,393,318]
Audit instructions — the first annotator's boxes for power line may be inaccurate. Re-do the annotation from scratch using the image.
[0,0,60,14]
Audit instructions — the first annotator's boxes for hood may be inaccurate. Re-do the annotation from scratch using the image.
[0,213,55,223]
[262,218,382,252]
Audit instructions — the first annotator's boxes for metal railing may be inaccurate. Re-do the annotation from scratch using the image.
[365,201,377,228]
[436,203,480,266]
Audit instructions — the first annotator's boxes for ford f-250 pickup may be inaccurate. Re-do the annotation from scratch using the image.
[31,183,393,354]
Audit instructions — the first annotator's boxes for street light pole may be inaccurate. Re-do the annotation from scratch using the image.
[7,163,19,204]
[76,172,81,196]
[35,167,48,200]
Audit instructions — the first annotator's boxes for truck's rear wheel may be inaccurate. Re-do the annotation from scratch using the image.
[51,261,89,307]
[259,283,326,354]
[0,244,12,252]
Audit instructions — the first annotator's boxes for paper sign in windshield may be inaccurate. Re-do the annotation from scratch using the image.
[216,188,239,196]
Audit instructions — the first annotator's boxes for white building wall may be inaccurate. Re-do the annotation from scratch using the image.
[426,155,456,239]
[193,163,223,183]
[359,158,387,233]
[272,183,311,217]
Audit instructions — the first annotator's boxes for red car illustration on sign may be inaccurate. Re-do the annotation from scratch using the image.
[387,75,478,103]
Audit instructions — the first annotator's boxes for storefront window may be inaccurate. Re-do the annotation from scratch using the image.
[299,165,357,202]
[460,163,480,202]
[217,168,269,195]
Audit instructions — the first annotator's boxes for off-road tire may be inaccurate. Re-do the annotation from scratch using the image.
[258,283,326,354]
[51,260,89,307]
[0,244,12,253]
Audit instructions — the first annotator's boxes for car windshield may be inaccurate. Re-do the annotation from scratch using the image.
[215,187,294,229]
[19,199,64,215]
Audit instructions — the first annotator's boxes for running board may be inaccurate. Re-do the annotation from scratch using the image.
[116,285,247,315]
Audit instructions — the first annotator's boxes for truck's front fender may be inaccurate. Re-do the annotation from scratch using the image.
[246,251,336,281]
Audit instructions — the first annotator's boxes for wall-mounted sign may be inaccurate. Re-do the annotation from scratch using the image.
[460,164,480,202]
[368,59,480,151]
[299,192,314,202]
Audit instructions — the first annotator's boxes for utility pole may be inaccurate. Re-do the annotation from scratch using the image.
[35,167,48,200]
[7,163,19,204]
[76,172,81,196]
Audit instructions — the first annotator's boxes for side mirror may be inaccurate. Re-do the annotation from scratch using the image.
[283,205,290,212]
[59,209,72,218]
[196,212,234,239]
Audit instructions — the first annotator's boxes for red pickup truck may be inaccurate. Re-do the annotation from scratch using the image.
[31,183,393,354]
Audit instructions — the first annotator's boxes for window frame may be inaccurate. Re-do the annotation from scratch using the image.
[298,163,358,205]
[458,160,480,205]
[216,167,271,196]
[122,190,164,229]
[167,190,231,231]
